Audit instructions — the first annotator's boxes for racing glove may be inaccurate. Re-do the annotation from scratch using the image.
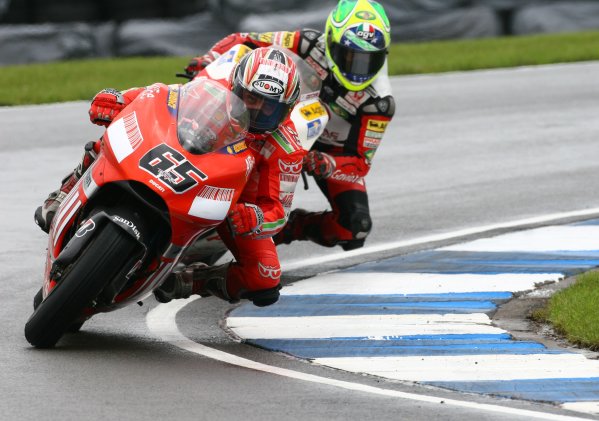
[184,53,217,79]
[303,151,336,179]
[89,88,126,127]
[227,203,264,236]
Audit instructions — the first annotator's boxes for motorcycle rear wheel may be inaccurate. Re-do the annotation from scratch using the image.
[25,223,140,348]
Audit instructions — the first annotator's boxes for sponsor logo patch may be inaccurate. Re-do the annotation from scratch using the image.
[345,90,369,108]
[258,262,281,279]
[259,32,274,43]
[280,173,300,183]
[196,185,235,202]
[167,87,179,115]
[283,31,295,48]
[365,129,383,139]
[307,119,323,138]
[280,192,294,208]
[140,85,160,99]
[75,219,95,238]
[355,10,376,20]
[252,80,284,96]
[235,45,252,62]
[328,102,349,119]
[367,119,388,132]
[364,149,375,164]
[300,102,326,119]
[226,140,248,155]
[344,24,386,50]
[113,215,141,240]
[363,137,381,149]
[322,128,341,142]
[279,159,302,174]
[331,170,362,183]
[336,97,357,115]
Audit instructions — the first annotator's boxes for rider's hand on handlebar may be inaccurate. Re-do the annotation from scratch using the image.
[303,151,336,179]
[89,88,126,127]
[184,54,215,79]
[227,203,264,236]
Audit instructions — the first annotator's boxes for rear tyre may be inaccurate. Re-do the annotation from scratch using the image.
[24,223,141,348]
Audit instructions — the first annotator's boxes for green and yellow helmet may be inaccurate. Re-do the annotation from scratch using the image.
[325,0,391,91]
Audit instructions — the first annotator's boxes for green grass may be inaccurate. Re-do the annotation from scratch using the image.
[388,30,599,74]
[532,271,599,350]
[2,30,599,105]
[0,56,184,106]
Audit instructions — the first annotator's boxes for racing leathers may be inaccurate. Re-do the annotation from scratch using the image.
[169,50,306,306]
[188,29,395,251]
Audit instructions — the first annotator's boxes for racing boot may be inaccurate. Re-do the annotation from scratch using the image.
[34,141,98,233]
[154,263,232,303]
[273,208,310,245]
[274,208,335,247]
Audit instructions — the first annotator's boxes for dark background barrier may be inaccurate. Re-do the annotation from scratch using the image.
[1,0,599,65]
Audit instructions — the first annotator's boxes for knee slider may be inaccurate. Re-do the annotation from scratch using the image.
[334,190,371,240]
[241,285,281,307]
[349,211,372,240]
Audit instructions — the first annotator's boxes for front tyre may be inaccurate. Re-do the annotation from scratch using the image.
[25,223,141,348]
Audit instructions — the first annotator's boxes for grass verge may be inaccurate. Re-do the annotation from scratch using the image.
[531,271,599,351]
[1,30,599,105]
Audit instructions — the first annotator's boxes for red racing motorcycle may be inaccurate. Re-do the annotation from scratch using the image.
[25,78,254,348]
[25,46,327,349]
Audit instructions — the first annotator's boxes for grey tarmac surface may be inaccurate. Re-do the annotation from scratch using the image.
[1,62,599,420]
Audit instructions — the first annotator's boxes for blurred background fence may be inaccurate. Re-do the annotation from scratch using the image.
[2,0,599,65]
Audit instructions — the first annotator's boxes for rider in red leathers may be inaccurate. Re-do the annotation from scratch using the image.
[35,47,303,307]
[181,0,395,251]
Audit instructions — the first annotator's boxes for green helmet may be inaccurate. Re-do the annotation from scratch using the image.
[325,0,391,91]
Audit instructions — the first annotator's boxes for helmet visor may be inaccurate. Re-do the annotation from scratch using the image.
[328,40,387,83]
[233,84,292,134]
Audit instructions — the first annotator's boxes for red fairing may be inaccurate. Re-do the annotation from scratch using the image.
[43,81,253,306]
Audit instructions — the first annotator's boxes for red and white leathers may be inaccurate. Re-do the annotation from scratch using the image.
[191,30,395,251]
[188,50,305,304]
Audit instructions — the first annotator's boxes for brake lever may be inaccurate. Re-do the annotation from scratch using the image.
[176,73,194,80]
[301,171,309,190]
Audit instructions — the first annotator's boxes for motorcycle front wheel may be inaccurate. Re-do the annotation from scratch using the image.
[25,222,141,348]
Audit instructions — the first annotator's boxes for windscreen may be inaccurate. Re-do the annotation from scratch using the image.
[177,79,249,154]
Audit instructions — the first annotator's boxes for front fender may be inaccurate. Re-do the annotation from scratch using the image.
[52,210,147,279]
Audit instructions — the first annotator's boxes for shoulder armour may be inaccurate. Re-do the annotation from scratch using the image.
[299,28,324,56]
[270,125,302,154]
